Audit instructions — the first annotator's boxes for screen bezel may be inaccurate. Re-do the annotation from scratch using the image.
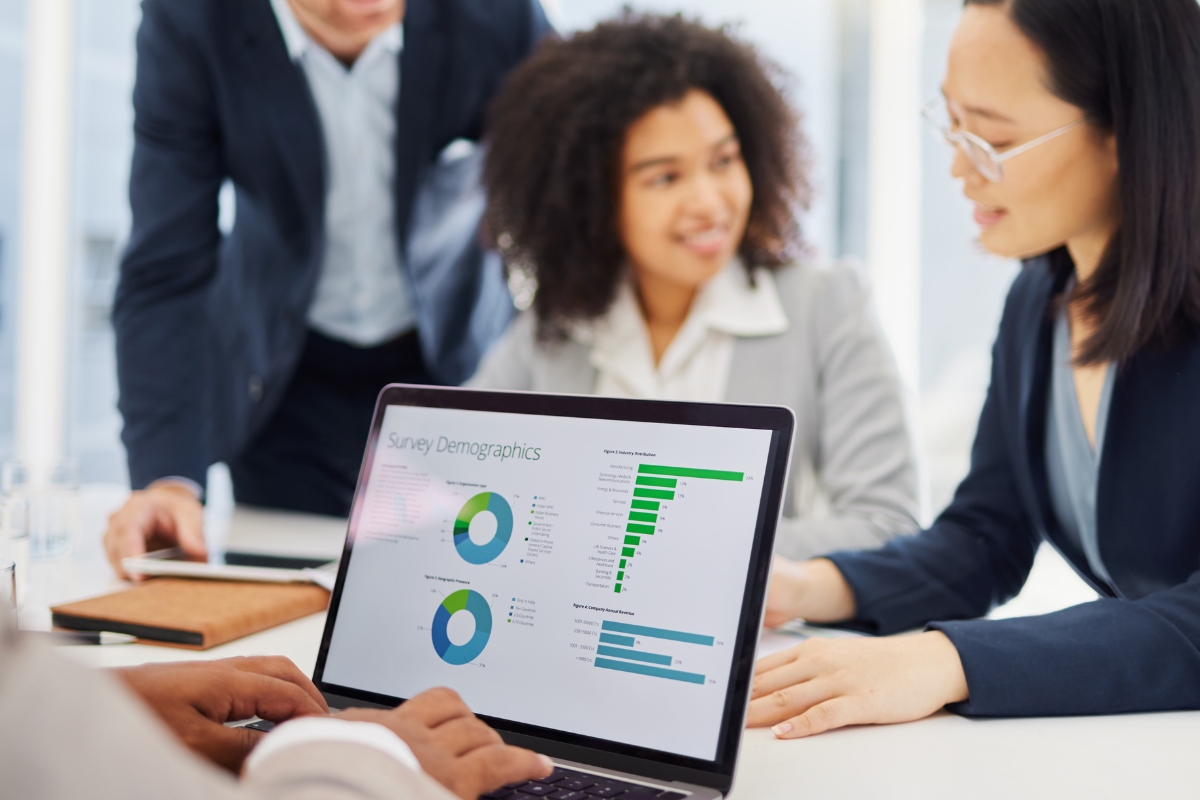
[311,385,794,793]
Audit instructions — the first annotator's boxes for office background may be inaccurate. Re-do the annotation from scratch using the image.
[0,0,1089,608]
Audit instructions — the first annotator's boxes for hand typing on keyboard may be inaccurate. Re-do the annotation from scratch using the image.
[115,655,328,773]
[336,687,554,799]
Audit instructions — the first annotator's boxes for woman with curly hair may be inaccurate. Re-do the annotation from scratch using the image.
[469,13,921,560]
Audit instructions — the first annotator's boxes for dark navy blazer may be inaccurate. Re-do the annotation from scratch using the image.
[113,0,550,489]
[828,257,1200,717]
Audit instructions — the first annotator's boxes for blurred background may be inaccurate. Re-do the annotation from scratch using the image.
[0,0,1092,611]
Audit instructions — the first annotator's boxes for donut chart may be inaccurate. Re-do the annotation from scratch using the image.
[452,492,513,564]
[431,589,492,665]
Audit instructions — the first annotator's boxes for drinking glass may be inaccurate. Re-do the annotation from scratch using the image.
[2,459,81,561]
[0,560,15,632]
[0,497,29,607]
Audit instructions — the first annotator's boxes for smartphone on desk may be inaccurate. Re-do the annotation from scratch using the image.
[121,547,338,587]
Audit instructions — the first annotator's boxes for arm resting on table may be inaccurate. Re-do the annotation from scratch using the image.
[931,573,1200,717]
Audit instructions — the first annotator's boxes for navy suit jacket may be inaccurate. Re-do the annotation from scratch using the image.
[114,0,550,489]
[828,257,1200,717]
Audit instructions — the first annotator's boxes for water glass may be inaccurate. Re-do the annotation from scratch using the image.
[2,459,81,561]
[0,560,15,632]
[0,497,29,607]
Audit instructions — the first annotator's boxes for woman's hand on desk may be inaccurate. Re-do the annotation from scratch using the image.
[116,655,329,771]
[747,632,969,738]
[103,481,207,579]
[338,687,553,799]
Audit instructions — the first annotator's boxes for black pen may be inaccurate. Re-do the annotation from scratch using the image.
[20,630,138,646]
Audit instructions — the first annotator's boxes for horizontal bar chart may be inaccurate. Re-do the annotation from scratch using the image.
[628,511,657,523]
[636,476,677,488]
[631,499,660,511]
[599,633,635,646]
[626,523,654,535]
[621,547,635,557]
[602,620,715,646]
[596,645,672,666]
[634,488,674,500]
[638,464,744,482]
[594,657,705,685]
[624,535,640,545]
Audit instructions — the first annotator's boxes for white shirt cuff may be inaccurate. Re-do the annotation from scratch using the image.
[150,476,204,501]
[245,717,421,775]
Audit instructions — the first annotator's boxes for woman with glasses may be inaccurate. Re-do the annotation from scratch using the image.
[470,14,922,561]
[754,0,1200,738]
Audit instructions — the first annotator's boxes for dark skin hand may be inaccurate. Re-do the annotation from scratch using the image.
[115,656,329,773]
[338,687,554,800]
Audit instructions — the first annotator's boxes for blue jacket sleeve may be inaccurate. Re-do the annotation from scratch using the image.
[113,1,222,490]
[929,575,1200,716]
[825,311,1041,635]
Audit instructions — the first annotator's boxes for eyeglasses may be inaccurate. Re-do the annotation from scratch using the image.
[921,97,1084,182]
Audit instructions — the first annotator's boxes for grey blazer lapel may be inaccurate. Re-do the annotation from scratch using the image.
[724,335,794,406]
[539,339,598,394]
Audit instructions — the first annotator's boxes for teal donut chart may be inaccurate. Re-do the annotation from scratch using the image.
[431,589,492,665]
[452,492,513,564]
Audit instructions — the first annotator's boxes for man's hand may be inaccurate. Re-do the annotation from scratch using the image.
[338,687,553,799]
[104,482,206,579]
[763,557,857,628]
[747,631,969,738]
[116,656,329,772]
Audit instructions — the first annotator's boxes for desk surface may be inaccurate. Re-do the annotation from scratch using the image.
[20,489,1199,799]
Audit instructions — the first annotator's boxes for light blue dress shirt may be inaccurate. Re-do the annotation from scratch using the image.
[270,0,416,346]
[1044,311,1117,589]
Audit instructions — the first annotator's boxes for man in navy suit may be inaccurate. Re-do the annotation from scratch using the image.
[103,0,551,575]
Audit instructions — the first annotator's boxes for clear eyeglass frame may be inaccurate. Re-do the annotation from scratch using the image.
[921,96,1085,182]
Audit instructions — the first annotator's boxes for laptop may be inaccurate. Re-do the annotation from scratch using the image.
[311,385,794,799]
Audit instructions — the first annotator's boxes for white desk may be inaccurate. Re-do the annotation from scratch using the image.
[20,492,1200,799]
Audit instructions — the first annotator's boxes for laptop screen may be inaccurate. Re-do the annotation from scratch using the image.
[318,399,778,763]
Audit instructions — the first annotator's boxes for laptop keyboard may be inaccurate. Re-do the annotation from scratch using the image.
[483,767,688,800]
[240,722,688,799]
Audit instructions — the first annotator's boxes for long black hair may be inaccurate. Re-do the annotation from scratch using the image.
[483,12,809,340]
[966,0,1200,363]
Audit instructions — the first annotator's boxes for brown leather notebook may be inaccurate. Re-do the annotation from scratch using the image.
[50,578,330,650]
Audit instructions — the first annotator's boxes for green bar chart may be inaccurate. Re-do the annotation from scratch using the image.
[636,476,677,488]
[614,462,748,593]
[637,464,744,482]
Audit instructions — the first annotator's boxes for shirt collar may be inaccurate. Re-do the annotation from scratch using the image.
[687,259,789,338]
[269,0,403,63]
[576,259,789,373]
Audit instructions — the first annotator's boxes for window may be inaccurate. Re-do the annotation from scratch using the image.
[0,1,24,465]
[69,0,139,484]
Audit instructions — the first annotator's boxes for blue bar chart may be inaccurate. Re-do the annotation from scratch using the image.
[590,620,714,685]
